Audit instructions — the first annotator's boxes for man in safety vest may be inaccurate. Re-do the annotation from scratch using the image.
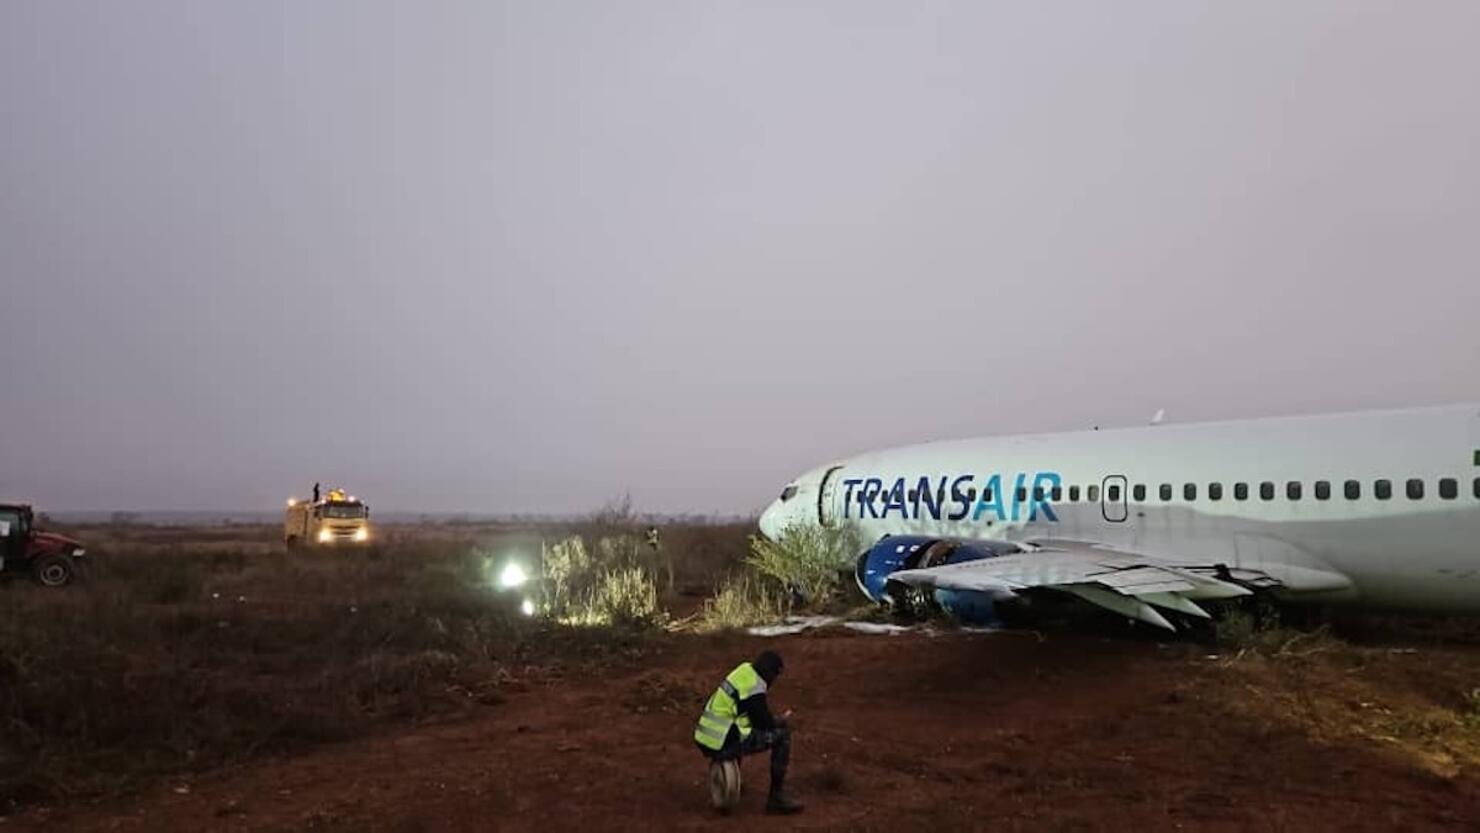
[692,650,803,815]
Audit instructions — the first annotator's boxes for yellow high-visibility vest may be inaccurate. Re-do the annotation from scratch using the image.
[693,662,766,752]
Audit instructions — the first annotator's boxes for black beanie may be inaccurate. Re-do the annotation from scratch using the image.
[753,650,784,684]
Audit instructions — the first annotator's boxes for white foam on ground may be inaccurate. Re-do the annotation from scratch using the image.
[841,622,913,635]
[746,615,1002,638]
[745,615,840,636]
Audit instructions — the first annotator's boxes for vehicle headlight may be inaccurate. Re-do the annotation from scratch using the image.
[499,563,528,588]
[353,527,369,542]
[317,528,333,543]
[72,548,86,557]
[520,598,535,617]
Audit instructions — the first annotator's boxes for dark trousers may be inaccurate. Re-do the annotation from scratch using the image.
[720,726,791,794]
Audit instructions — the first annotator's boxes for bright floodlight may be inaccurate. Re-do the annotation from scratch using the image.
[520,598,535,617]
[499,563,528,588]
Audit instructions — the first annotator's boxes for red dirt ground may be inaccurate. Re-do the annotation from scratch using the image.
[6,629,1477,832]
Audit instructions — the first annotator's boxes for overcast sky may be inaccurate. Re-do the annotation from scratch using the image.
[3,1,1478,514]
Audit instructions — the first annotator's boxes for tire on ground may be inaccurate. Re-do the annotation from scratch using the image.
[709,759,742,812]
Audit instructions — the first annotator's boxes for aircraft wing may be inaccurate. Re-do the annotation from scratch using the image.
[885,541,1254,631]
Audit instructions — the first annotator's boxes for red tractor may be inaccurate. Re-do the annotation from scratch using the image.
[0,503,87,586]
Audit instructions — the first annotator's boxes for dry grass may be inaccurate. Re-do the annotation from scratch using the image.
[1208,609,1480,779]
[0,518,753,808]
[689,523,863,631]
[694,574,790,632]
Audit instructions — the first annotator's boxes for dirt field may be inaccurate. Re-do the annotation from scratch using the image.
[5,522,1480,831]
[8,626,1479,832]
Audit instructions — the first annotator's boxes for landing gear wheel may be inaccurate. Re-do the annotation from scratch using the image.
[709,759,742,813]
[32,554,74,587]
[885,583,937,621]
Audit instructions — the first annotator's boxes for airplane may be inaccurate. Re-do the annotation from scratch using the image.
[756,404,1480,630]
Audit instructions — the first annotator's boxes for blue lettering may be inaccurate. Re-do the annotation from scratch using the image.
[841,478,862,520]
[861,478,884,519]
[881,478,909,518]
[916,476,943,521]
[1030,472,1061,522]
[852,471,1062,525]
[1009,473,1027,521]
[971,473,1005,522]
[947,475,975,521]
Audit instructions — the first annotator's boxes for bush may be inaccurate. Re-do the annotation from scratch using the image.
[697,574,789,632]
[744,523,860,607]
[542,534,666,628]
[588,566,663,628]
[1214,604,1337,657]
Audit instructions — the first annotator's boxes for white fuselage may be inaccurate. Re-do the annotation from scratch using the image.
[759,405,1480,613]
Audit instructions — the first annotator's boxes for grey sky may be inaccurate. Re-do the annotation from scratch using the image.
[3,1,1478,514]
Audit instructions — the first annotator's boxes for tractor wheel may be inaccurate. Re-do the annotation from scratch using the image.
[32,554,74,587]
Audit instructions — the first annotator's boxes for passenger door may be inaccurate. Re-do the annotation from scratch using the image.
[817,466,844,528]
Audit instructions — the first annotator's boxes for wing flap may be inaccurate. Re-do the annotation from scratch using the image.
[1136,591,1211,619]
[886,541,1257,631]
[1063,585,1176,631]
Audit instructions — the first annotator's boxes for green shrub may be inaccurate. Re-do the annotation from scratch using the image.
[744,523,860,606]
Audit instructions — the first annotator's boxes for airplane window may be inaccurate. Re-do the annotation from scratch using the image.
[1315,481,1331,500]
[1017,487,1028,503]
[1439,478,1457,500]
[966,488,977,502]
[1287,481,1302,500]
[1159,484,1172,501]
[780,486,798,502]
[1344,480,1360,500]
[1088,485,1100,502]
[1108,485,1121,501]
[908,489,918,502]
[1234,482,1248,501]
[1069,485,1080,502]
[1051,487,1062,501]
[1183,483,1197,501]
[1406,479,1424,500]
[1474,477,1479,499]
[1375,479,1392,500]
[1260,482,1275,500]
[1032,487,1043,502]
[983,488,993,502]
[1208,482,1223,501]
[1131,484,1145,501]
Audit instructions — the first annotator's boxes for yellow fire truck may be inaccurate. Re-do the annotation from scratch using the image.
[284,487,371,547]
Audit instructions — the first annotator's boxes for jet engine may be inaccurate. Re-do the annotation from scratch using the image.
[853,535,1023,625]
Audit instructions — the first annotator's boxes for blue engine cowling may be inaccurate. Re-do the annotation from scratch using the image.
[853,535,1022,625]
